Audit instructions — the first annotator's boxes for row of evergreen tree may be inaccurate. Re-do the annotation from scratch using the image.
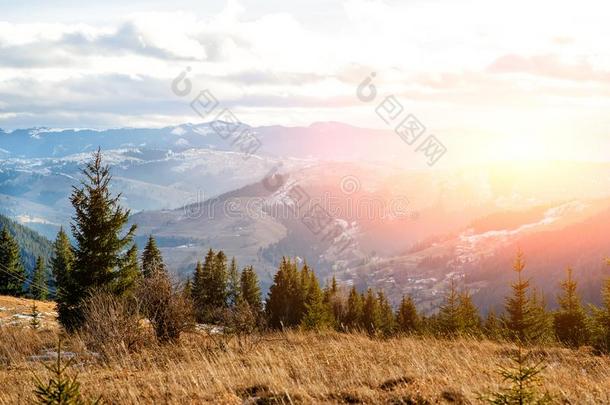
[2,149,610,354]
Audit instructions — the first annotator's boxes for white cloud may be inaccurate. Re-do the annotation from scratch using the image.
[0,0,608,164]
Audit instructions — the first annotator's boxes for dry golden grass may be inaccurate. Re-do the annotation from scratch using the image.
[0,299,608,404]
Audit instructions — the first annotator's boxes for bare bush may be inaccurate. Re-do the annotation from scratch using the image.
[137,274,195,344]
[79,290,147,357]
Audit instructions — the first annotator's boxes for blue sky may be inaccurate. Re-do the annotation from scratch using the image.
[0,0,609,161]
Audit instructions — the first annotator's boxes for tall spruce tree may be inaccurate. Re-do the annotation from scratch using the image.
[361,288,381,334]
[50,228,73,299]
[141,235,165,278]
[505,250,535,342]
[210,250,228,309]
[377,290,396,336]
[227,257,241,308]
[553,267,589,347]
[438,279,462,336]
[301,270,331,330]
[345,286,363,330]
[192,259,207,322]
[266,257,294,329]
[0,226,26,296]
[30,256,48,300]
[59,148,138,330]
[396,295,419,334]
[240,265,262,314]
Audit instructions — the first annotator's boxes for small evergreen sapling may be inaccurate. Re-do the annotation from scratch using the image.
[32,339,99,404]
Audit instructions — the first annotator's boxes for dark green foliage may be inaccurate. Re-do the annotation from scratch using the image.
[32,339,98,404]
[0,225,26,296]
[192,259,206,321]
[59,149,138,331]
[210,251,228,308]
[30,256,49,300]
[227,257,240,308]
[482,347,552,405]
[240,265,262,314]
[266,257,299,328]
[396,295,420,334]
[192,249,229,323]
[141,235,165,278]
[52,228,75,326]
[553,268,589,347]
[0,213,52,275]
[113,244,141,295]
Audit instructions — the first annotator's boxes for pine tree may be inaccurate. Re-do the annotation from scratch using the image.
[227,257,241,308]
[482,346,552,404]
[30,256,48,300]
[30,301,41,329]
[32,339,97,404]
[0,226,26,296]
[60,149,138,331]
[458,291,481,336]
[295,262,311,323]
[141,235,165,278]
[377,290,396,336]
[396,295,419,334]
[210,250,228,309]
[265,257,296,329]
[438,279,462,336]
[113,244,140,295]
[505,250,535,343]
[529,288,554,344]
[345,286,363,331]
[50,227,73,302]
[191,260,206,322]
[553,268,589,347]
[301,270,331,330]
[361,288,381,334]
[240,265,262,314]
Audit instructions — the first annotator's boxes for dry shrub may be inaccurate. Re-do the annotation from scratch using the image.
[79,290,148,357]
[136,274,195,344]
[0,326,56,365]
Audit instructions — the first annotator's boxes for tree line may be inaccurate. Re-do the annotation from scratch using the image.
[1,149,610,353]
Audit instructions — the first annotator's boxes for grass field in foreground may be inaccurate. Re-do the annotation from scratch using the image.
[0,298,608,404]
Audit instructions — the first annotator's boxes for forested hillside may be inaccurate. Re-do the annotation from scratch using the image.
[0,213,52,273]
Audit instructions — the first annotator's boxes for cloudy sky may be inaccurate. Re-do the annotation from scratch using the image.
[1,0,609,161]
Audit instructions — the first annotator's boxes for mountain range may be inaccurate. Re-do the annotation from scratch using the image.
[2,122,610,311]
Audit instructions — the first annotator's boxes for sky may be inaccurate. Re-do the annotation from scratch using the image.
[0,0,609,162]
